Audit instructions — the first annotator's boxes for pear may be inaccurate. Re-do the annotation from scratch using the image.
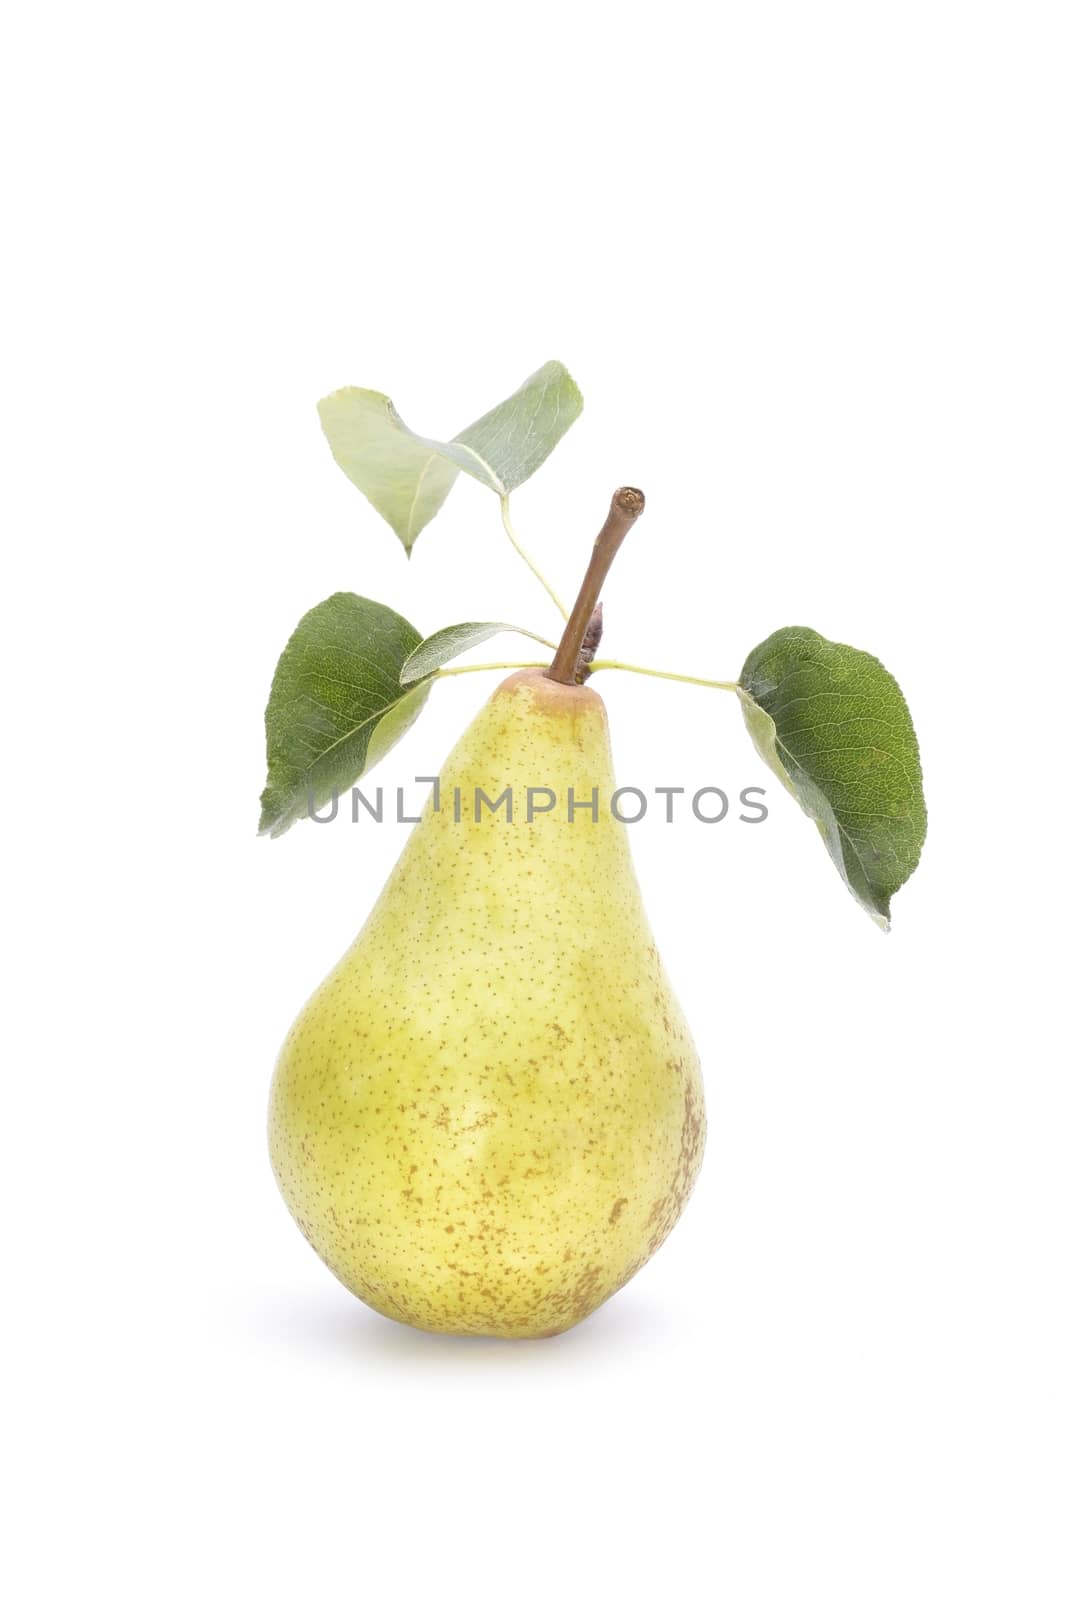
[268,491,705,1337]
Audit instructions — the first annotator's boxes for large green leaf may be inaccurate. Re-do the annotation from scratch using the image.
[259,593,430,838]
[399,621,554,685]
[317,360,583,554]
[738,627,926,928]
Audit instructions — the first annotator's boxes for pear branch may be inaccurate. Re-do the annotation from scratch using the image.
[546,488,645,686]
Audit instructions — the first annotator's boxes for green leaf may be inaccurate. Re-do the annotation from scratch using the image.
[259,593,430,838]
[738,627,926,928]
[451,360,584,494]
[362,678,433,770]
[399,622,554,685]
[317,360,583,554]
[315,391,460,555]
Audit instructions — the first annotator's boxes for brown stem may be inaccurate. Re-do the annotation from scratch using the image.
[575,602,604,684]
[546,487,645,685]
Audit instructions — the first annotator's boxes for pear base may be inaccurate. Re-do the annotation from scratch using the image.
[273,1071,705,1344]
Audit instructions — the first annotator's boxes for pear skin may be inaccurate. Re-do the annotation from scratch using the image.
[269,669,705,1337]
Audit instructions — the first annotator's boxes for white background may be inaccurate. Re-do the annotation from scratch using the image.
[4,3,1065,1596]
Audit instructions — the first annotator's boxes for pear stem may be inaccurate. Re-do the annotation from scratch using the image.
[546,487,645,686]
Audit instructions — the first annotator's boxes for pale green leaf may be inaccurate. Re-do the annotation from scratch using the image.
[399,622,554,685]
[452,360,584,494]
[316,390,461,555]
[317,360,582,554]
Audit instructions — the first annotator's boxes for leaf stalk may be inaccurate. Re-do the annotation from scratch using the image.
[434,660,552,679]
[500,496,569,621]
[588,661,738,692]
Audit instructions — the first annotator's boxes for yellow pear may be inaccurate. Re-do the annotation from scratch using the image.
[269,490,705,1336]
